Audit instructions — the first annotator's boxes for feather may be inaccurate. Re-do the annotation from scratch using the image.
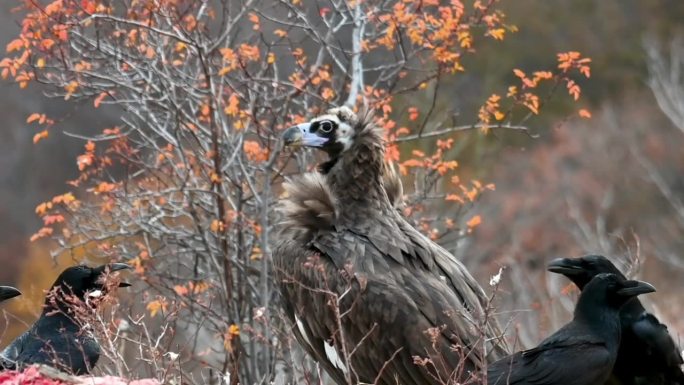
[278,173,337,240]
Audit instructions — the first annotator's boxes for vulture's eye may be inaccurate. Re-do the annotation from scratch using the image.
[319,121,334,133]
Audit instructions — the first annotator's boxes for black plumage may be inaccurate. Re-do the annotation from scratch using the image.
[275,107,508,384]
[0,263,131,374]
[0,286,21,303]
[488,273,656,385]
[548,255,684,385]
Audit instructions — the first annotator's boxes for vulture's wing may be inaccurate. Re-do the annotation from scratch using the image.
[314,229,492,382]
[336,209,509,360]
[275,233,488,385]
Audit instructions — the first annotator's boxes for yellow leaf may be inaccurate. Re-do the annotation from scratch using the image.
[146,299,167,317]
[210,219,224,232]
[228,324,240,336]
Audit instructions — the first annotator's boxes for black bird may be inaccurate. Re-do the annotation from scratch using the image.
[275,107,508,385]
[0,263,131,374]
[488,273,656,385]
[548,255,684,385]
[0,286,21,303]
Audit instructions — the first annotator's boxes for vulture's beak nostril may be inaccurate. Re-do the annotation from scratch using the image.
[283,126,304,147]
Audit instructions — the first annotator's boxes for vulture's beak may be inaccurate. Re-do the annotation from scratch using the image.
[283,123,328,148]
[0,286,21,302]
[95,263,133,288]
[547,258,583,276]
[616,279,656,297]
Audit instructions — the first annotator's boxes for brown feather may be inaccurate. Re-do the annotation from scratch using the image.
[278,173,337,242]
[383,161,404,210]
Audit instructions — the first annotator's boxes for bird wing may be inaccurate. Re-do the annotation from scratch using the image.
[489,338,613,385]
[631,312,684,368]
[2,319,99,375]
[358,214,509,359]
[274,235,486,385]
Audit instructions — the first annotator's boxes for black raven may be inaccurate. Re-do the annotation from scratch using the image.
[0,286,21,303]
[488,273,656,385]
[0,263,131,374]
[549,255,684,385]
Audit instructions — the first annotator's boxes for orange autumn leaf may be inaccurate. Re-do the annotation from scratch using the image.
[26,113,42,124]
[466,215,482,228]
[30,227,53,242]
[224,94,240,117]
[243,140,269,163]
[578,109,592,119]
[408,107,419,121]
[33,130,49,144]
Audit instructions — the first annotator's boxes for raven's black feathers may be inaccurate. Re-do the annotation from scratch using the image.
[0,263,130,375]
[549,255,684,385]
[488,273,655,385]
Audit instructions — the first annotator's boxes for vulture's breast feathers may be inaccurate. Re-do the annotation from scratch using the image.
[278,173,337,242]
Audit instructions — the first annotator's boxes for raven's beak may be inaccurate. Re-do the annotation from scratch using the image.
[617,279,656,297]
[282,123,328,148]
[96,263,132,288]
[547,258,584,275]
[0,286,21,302]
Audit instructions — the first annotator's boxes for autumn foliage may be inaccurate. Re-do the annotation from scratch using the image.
[2,0,590,383]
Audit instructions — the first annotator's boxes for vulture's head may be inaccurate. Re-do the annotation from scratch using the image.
[282,106,380,174]
[548,255,626,290]
[283,106,359,155]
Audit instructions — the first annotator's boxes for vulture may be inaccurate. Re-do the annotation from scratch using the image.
[488,273,656,385]
[0,263,131,374]
[548,255,684,385]
[274,106,508,385]
[0,286,21,304]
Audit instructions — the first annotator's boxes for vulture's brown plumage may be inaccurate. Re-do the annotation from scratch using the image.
[274,106,508,385]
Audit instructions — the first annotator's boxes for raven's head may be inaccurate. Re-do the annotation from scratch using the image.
[580,273,655,311]
[0,285,21,303]
[547,255,626,290]
[49,263,132,304]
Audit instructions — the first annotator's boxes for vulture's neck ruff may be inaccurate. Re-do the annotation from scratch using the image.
[283,107,392,217]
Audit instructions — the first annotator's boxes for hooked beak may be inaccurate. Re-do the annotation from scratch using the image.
[282,123,328,148]
[95,263,133,288]
[0,286,21,302]
[617,279,656,297]
[547,258,584,276]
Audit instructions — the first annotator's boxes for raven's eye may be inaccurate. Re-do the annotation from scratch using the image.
[319,121,334,133]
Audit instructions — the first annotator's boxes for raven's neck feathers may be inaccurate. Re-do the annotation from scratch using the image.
[573,293,622,348]
[42,285,85,317]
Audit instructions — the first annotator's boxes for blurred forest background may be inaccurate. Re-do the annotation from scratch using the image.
[0,0,682,382]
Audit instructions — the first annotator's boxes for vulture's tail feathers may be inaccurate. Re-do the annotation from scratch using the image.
[279,173,337,232]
